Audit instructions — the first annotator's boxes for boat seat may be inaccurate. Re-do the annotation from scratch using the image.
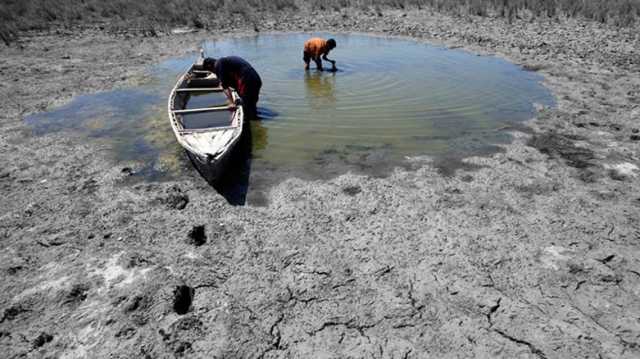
[173,105,233,114]
[188,78,220,88]
[176,87,224,93]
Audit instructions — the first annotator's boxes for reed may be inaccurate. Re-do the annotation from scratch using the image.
[1,0,639,45]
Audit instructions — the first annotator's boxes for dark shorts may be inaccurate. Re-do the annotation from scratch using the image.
[303,50,317,63]
[239,82,260,106]
[238,80,261,119]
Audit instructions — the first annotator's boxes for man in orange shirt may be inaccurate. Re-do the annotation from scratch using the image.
[303,37,337,71]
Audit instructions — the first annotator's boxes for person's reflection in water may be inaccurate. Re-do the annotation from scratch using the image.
[249,117,268,153]
[304,71,337,110]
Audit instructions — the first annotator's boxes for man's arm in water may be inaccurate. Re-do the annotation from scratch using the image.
[322,52,336,67]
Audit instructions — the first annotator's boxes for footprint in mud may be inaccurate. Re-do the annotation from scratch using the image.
[173,285,194,315]
[1,304,30,322]
[156,186,189,210]
[187,226,206,247]
[528,132,595,169]
[159,316,204,357]
[342,185,362,196]
[32,332,53,348]
[63,282,90,306]
[460,174,474,182]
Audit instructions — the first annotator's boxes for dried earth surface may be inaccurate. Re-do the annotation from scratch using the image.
[1,8,640,359]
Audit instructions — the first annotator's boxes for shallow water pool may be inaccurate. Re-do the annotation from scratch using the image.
[26,33,554,202]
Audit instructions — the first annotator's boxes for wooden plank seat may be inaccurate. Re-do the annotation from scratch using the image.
[172,105,234,114]
[178,125,239,134]
[176,87,225,93]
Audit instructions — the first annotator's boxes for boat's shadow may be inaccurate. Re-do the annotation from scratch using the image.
[208,107,276,205]
[209,121,254,205]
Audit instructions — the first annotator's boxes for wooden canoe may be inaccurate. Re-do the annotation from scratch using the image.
[168,63,244,184]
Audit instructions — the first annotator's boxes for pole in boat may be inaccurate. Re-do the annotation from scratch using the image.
[197,47,206,66]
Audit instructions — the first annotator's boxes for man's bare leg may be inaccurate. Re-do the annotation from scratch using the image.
[303,51,311,70]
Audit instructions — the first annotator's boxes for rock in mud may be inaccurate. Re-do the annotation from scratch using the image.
[522,63,547,72]
[121,167,134,176]
[606,163,639,181]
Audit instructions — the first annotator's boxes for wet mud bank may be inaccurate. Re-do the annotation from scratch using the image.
[1,8,640,358]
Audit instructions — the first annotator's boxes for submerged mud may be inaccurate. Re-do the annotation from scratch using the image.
[1,8,640,359]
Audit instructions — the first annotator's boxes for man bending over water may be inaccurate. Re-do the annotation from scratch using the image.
[202,56,262,119]
[303,37,337,71]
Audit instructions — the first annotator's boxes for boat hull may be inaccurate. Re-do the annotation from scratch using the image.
[185,148,234,186]
[168,64,244,186]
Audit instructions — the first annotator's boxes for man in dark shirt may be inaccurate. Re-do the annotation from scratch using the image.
[202,56,262,119]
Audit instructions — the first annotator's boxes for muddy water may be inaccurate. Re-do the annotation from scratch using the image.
[26,33,554,202]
